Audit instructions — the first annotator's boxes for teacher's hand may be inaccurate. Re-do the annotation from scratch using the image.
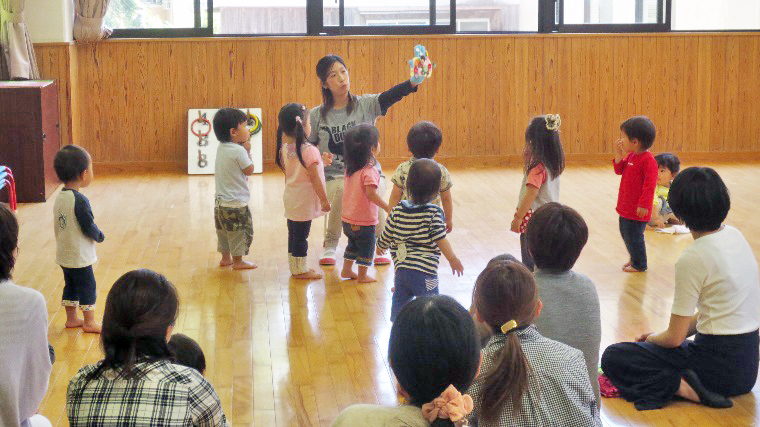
[410,74,426,86]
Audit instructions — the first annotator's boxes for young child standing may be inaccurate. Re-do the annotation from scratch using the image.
[650,152,681,228]
[276,103,332,280]
[377,159,464,321]
[510,115,565,271]
[340,124,391,283]
[53,145,104,333]
[613,116,658,272]
[213,108,257,270]
[467,260,601,426]
[388,121,453,232]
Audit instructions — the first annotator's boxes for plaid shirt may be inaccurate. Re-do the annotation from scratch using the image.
[467,325,601,427]
[67,359,229,427]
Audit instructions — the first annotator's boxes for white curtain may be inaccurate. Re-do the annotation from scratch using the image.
[0,0,40,80]
[74,0,112,42]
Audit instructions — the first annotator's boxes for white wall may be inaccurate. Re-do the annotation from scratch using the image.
[672,0,760,30]
[26,0,73,43]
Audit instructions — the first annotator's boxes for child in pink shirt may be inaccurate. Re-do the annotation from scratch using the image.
[276,103,332,280]
[341,124,391,283]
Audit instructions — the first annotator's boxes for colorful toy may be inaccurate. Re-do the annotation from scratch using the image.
[409,44,434,82]
[246,109,262,136]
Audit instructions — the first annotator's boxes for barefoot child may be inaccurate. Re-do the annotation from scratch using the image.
[276,103,332,280]
[53,145,104,333]
[213,108,257,270]
[377,159,463,321]
[613,116,658,272]
[340,124,390,283]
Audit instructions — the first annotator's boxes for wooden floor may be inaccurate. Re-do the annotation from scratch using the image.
[13,163,760,427]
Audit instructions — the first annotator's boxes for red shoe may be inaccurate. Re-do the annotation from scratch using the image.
[319,248,336,266]
[374,256,392,265]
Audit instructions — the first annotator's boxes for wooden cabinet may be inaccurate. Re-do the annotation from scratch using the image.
[0,80,61,202]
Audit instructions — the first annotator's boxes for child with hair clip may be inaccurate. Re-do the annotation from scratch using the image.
[332,295,480,427]
[377,158,463,321]
[340,124,391,283]
[510,115,564,271]
[276,103,332,280]
[468,260,601,427]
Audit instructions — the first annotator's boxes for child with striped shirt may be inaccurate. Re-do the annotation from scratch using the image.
[377,158,463,321]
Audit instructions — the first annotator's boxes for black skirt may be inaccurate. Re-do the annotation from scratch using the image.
[601,330,759,410]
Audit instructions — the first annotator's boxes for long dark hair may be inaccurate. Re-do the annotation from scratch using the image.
[275,103,314,171]
[89,269,179,381]
[0,203,18,281]
[524,116,565,178]
[389,295,480,427]
[343,123,379,176]
[473,260,538,421]
[316,55,356,120]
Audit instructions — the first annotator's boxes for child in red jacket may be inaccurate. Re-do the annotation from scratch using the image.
[613,116,658,272]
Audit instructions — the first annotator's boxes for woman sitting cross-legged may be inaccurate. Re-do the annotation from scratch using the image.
[601,167,760,410]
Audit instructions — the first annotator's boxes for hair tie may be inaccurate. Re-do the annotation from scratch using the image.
[500,319,518,334]
[295,116,303,125]
[545,114,561,131]
[420,385,474,423]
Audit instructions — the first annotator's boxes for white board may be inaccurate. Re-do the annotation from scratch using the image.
[187,108,263,175]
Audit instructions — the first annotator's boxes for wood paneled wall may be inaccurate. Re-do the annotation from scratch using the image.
[34,43,76,149]
[35,34,760,168]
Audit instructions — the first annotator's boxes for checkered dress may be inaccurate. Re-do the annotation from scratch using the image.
[67,359,229,426]
[467,326,601,427]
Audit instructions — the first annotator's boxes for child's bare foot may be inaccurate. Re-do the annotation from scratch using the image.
[82,320,102,334]
[341,268,358,280]
[623,265,645,273]
[232,260,258,270]
[357,274,377,283]
[65,318,84,328]
[219,258,233,267]
[623,261,632,269]
[293,269,323,280]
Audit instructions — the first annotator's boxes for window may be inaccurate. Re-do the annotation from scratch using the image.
[552,0,670,32]
[322,0,455,35]
[672,0,760,31]
[457,0,538,32]
[214,1,308,35]
[106,0,212,37]
[104,0,760,38]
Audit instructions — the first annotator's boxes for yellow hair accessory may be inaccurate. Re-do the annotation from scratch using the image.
[500,320,518,334]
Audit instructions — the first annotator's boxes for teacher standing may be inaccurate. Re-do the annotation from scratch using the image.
[310,54,425,266]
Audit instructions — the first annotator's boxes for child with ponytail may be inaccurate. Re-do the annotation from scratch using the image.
[468,260,601,426]
[276,103,332,279]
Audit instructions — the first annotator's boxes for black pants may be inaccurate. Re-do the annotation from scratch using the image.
[619,217,648,270]
[519,233,534,271]
[61,265,97,308]
[601,330,760,410]
[287,220,312,257]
